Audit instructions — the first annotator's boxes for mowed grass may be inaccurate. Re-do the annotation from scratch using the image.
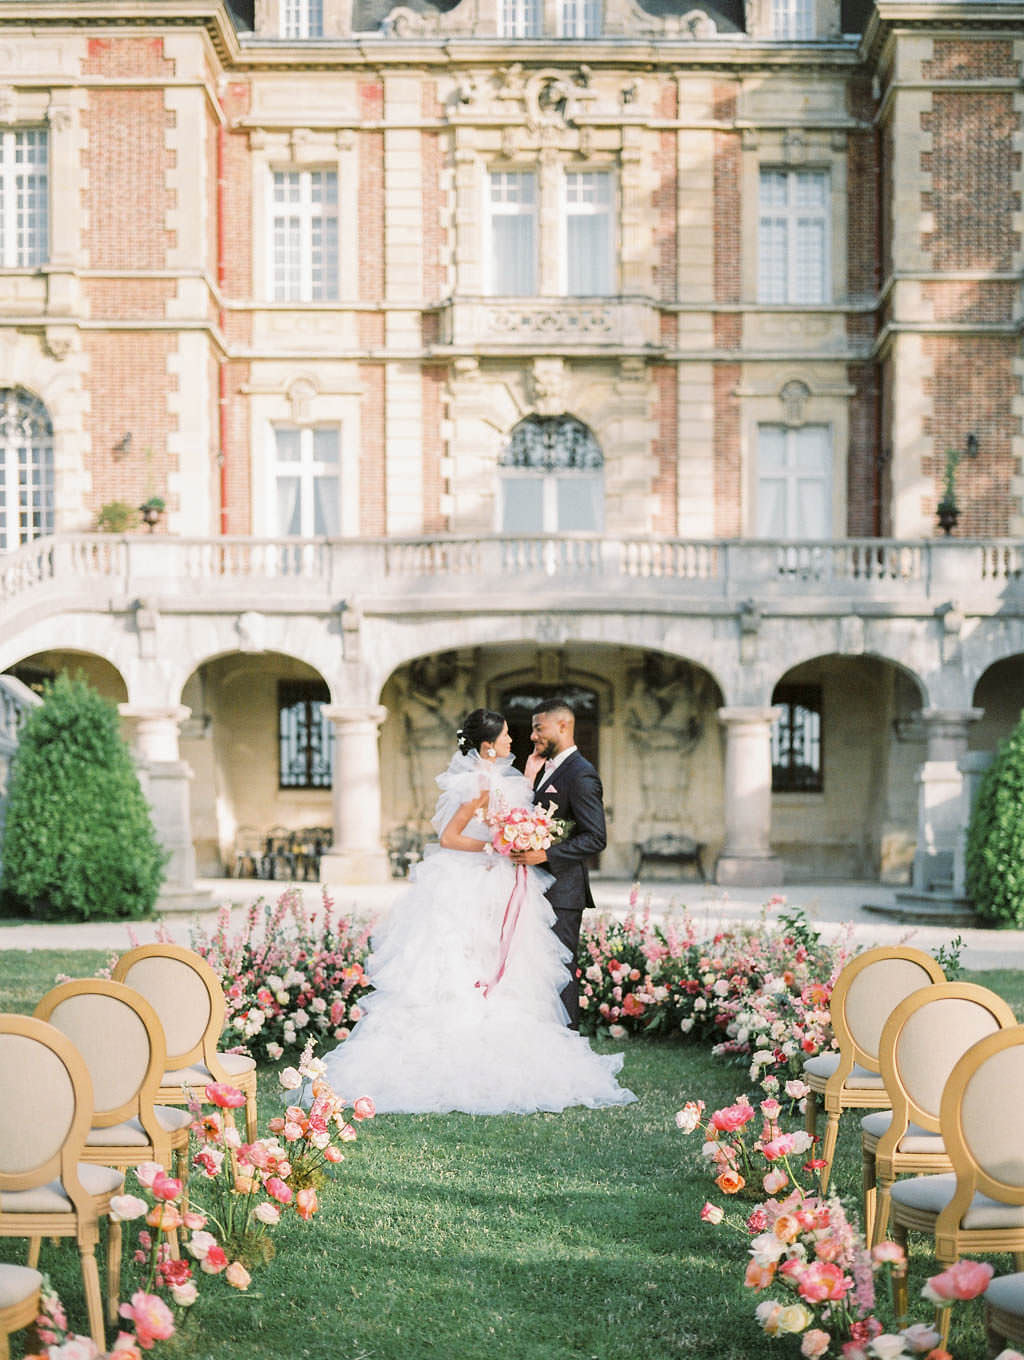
[0,949,1012,1359]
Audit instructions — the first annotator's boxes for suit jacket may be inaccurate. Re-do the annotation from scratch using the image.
[533,750,606,915]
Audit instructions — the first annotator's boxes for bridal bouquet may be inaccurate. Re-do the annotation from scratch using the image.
[485,796,571,855]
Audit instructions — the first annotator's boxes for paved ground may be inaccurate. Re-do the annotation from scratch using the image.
[1,875,1021,971]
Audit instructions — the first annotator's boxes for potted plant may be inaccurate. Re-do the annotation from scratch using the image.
[96,500,140,533]
[139,495,166,531]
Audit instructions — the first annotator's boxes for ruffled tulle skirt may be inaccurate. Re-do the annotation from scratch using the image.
[320,849,637,1115]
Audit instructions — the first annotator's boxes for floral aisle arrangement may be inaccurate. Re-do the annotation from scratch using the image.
[189,888,373,1062]
[578,897,853,1094]
[676,1093,821,1201]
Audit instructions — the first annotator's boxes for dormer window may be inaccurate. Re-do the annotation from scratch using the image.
[498,0,542,37]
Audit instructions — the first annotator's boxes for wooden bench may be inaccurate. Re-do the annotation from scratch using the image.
[633,833,706,881]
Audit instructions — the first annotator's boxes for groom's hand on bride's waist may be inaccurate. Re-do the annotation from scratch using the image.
[510,849,548,866]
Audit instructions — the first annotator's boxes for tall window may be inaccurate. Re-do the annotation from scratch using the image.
[769,0,815,38]
[499,415,603,533]
[757,424,831,539]
[771,685,823,792]
[278,680,333,789]
[0,129,48,268]
[487,172,537,295]
[564,172,614,295]
[281,0,323,37]
[758,169,829,304]
[0,389,54,552]
[559,0,602,35]
[273,426,340,537]
[270,169,338,301]
[498,0,542,36]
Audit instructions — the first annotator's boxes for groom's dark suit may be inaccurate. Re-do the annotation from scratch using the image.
[533,749,606,1029]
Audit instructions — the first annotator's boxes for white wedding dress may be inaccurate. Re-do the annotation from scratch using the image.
[320,750,637,1115]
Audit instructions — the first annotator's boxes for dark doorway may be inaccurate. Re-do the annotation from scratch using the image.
[498,683,600,773]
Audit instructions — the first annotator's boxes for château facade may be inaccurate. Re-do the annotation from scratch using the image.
[0,0,1020,897]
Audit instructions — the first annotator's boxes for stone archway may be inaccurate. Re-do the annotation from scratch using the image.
[4,648,128,704]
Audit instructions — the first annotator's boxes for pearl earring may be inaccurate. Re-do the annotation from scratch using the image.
[486,747,497,759]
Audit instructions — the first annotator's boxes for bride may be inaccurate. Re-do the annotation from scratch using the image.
[320,708,636,1115]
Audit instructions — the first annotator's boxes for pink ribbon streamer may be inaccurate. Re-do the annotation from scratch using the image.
[475,863,528,999]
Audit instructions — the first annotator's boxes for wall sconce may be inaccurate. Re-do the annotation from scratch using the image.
[113,433,132,458]
[965,433,979,458]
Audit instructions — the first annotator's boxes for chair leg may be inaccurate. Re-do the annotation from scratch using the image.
[805,1089,818,1141]
[819,1111,841,1192]
[26,1236,41,1268]
[862,1145,877,1248]
[245,1086,258,1143]
[0,1331,8,1360]
[872,1183,893,1250]
[892,1222,909,1322]
[936,1302,952,1348]
[1015,1251,1024,1272]
[79,1242,106,1353]
[106,1218,122,1326]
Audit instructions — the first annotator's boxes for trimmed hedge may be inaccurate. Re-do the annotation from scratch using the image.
[0,674,165,920]
[966,709,1024,926]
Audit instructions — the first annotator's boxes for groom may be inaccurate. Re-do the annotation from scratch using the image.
[511,697,606,1030]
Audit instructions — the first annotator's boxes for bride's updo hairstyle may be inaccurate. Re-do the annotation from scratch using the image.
[456,708,505,755]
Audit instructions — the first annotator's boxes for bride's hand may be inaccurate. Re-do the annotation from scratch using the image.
[524,752,545,783]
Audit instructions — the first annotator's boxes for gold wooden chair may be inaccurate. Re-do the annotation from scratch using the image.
[890,1024,1024,1344]
[861,981,1016,1247]
[34,980,192,1182]
[0,1262,42,1360]
[803,945,945,1189]
[112,943,258,1141]
[985,1272,1024,1356]
[0,1015,123,1352]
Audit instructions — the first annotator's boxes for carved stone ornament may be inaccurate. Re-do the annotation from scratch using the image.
[46,102,73,132]
[287,375,318,424]
[780,379,811,426]
[44,326,76,361]
[381,6,441,37]
[783,130,807,165]
[529,358,567,417]
[236,611,268,653]
[494,67,594,132]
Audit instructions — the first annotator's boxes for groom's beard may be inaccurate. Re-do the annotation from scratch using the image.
[533,739,559,760]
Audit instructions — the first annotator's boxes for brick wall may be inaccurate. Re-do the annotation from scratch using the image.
[359,114,385,348]
[921,38,1020,80]
[846,361,879,535]
[651,363,677,534]
[712,125,741,306]
[713,364,741,537]
[421,365,446,534]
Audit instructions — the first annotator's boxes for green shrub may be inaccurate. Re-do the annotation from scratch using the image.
[0,674,166,920]
[965,710,1024,925]
[95,500,139,532]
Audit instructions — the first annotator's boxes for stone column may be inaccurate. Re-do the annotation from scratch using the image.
[953,748,993,900]
[912,708,984,892]
[118,704,199,909]
[319,704,391,884]
[715,706,783,887]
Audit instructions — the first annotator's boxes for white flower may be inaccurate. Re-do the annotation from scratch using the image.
[585,964,602,983]
[608,1023,627,1039]
[749,1232,787,1266]
[652,985,668,1003]
[254,1201,281,1225]
[752,1049,774,1068]
[788,1129,813,1154]
[266,1042,284,1060]
[109,1193,149,1222]
[279,1066,303,1090]
[266,975,284,991]
[310,996,327,1014]
[171,1281,198,1307]
[899,1323,941,1353]
[300,1055,327,1080]
[868,1336,910,1360]
[284,968,304,988]
[275,990,290,1006]
[680,1017,694,1033]
[293,1009,310,1029]
[674,1105,703,1134]
[713,979,730,997]
[693,998,707,1013]
[187,1229,218,1261]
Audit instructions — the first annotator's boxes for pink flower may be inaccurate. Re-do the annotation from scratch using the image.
[710,1103,755,1133]
[199,1244,228,1275]
[110,1194,149,1222]
[870,1242,906,1267]
[110,1334,144,1359]
[265,1176,293,1205]
[205,1082,246,1109]
[760,1098,782,1122]
[254,1201,281,1225]
[922,1258,994,1303]
[171,1281,198,1307]
[746,1207,768,1234]
[786,1079,811,1100]
[225,1261,251,1290]
[762,1133,796,1161]
[186,1230,218,1261]
[118,1290,175,1349]
[801,1330,831,1358]
[798,1260,850,1303]
[352,1096,376,1121]
[150,1172,182,1202]
[762,1169,788,1195]
[133,1162,164,1189]
[296,1186,319,1220]
[182,1210,207,1231]
[324,1145,343,1163]
[700,1201,724,1225]
[899,1323,941,1352]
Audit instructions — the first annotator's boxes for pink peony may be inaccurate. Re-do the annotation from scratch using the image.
[798,1260,850,1303]
[265,1176,293,1205]
[110,1194,149,1222]
[182,1210,207,1231]
[199,1244,228,1275]
[324,1144,343,1163]
[923,1258,994,1303]
[205,1082,246,1109]
[254,1200,281,1225]
[110,1334,144,1360]
[118,1290,175,1350]
[710,1103,755,1133]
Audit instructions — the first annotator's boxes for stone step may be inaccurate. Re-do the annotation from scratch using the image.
[862,890,979,928]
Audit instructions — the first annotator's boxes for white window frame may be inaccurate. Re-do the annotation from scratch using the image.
[270,424,342,538]
[281,0,324,38]
[757,168,830,305]
[268,167,339,302]
[756,423,832,539]
[558,0,602,36]
[498,468,604,533]
[768,0,815,38]
[498,0,542,36]
[562,170,615,295]
[0,389,55,552]
[0,128,48,269]
[486,170,538,297]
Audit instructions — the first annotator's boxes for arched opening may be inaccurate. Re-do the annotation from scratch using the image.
[4,650,128,704]
[498,414,604,533]
[179,651,333,876]
[770,653,926,882]
[379,643,724,877]
[0,388,54,551]
[971,656,1024,751]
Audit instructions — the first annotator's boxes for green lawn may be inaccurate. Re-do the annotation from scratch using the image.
[0,950,1013,1359]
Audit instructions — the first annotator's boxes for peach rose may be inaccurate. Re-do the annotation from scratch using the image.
[225,1261,251,1291]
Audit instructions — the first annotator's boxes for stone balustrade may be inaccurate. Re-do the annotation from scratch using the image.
[0,534,1020,621]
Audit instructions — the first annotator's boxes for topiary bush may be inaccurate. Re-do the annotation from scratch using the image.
[0,674,166,920]
[965,709,1024,926]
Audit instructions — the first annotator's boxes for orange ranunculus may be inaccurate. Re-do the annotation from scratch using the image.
[744,1260,776,1291]
[146,1203,182,1234]
[715,1168,745,1194]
